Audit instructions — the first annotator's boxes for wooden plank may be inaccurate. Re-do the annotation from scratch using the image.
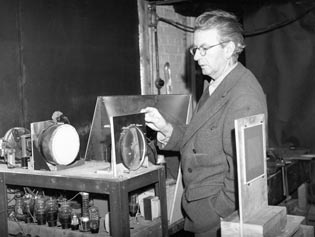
[221,206,287,237]
[277,215,305,237]
[299,224,314,237]
[234,114,268,225]
[8,217,163,237]
[168,165,184,224]
[168,218,184,236]
[0,173,8,235]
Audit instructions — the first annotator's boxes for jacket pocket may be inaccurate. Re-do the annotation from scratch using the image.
[185,184,221,202]
[211,189,235,218]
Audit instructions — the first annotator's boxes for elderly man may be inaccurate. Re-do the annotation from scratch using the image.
[141,9,267,237]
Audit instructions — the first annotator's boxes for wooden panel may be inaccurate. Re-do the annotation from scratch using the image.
[234,114,268,221]
[0,173,8,235]
[277,215,305,237]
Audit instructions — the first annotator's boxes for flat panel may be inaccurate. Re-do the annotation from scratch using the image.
[234,114,268,222]
[244,124,264,183]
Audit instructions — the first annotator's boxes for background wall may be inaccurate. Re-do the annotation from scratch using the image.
[244,1,315,151]
[156,6,193,96]
[0,0,141,156]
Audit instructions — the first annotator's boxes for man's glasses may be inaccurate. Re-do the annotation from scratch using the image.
[189,41,228,56]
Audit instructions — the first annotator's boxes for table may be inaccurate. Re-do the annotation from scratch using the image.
[0,161,168,237]
[267,148,312,205]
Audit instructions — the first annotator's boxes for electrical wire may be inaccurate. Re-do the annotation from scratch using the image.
[68,192,81,202]
[158,17,194,32]
[8,196,15,204]
[148,0,188,5]
[155,2,315,36]
[24,187,36,197]
[27,210,35,223]
[244,3,315,37]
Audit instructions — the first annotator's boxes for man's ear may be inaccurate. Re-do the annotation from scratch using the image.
[224,41,236,59]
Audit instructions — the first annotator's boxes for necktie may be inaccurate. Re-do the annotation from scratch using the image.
[197,86,210,112]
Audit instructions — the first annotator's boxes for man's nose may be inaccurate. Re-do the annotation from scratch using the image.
[193,50,200,61]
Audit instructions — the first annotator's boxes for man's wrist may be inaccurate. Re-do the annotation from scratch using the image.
[157,123,173,146]
[160,123,173,138]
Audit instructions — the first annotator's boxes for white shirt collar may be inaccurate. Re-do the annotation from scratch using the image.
[208,62,238,95]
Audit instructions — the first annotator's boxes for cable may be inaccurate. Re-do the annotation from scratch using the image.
[154,2,315,37]
[68,192,81,202]
[8,196,15,204]
[244,3,315,37]
[158,17,194,32]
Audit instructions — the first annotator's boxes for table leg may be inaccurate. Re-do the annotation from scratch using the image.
[155,166,168,237]
[0,173,8,236]
[109,182,130,237]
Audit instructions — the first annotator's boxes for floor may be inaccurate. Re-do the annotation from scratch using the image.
[170,230,194,237]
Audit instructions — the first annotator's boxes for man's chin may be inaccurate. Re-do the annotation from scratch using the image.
[201,68,210,76]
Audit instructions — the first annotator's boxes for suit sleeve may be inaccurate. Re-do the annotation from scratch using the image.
[158,123,188,151]
[222,93,267,157]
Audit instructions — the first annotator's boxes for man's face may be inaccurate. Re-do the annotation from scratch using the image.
[193,29,228,80]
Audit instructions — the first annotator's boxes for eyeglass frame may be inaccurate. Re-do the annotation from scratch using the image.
[189,41,229,56]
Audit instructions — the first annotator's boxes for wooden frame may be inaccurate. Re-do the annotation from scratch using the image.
[221,114,307,237]
[235,114,268,235]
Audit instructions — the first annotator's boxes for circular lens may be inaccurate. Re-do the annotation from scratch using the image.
[119,126,146,171]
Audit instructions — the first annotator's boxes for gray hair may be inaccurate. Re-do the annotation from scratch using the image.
[195,10,246,58]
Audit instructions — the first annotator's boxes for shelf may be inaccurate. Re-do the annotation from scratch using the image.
[0,161,168,237]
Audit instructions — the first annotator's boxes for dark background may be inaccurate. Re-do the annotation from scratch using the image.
[0,0,141,157]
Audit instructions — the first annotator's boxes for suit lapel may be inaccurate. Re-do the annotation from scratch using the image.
[181,63,246,148]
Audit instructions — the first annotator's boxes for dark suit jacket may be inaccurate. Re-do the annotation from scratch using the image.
[163,63,268,232]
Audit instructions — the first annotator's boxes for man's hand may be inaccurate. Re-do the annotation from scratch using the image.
[140,107,173,138]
